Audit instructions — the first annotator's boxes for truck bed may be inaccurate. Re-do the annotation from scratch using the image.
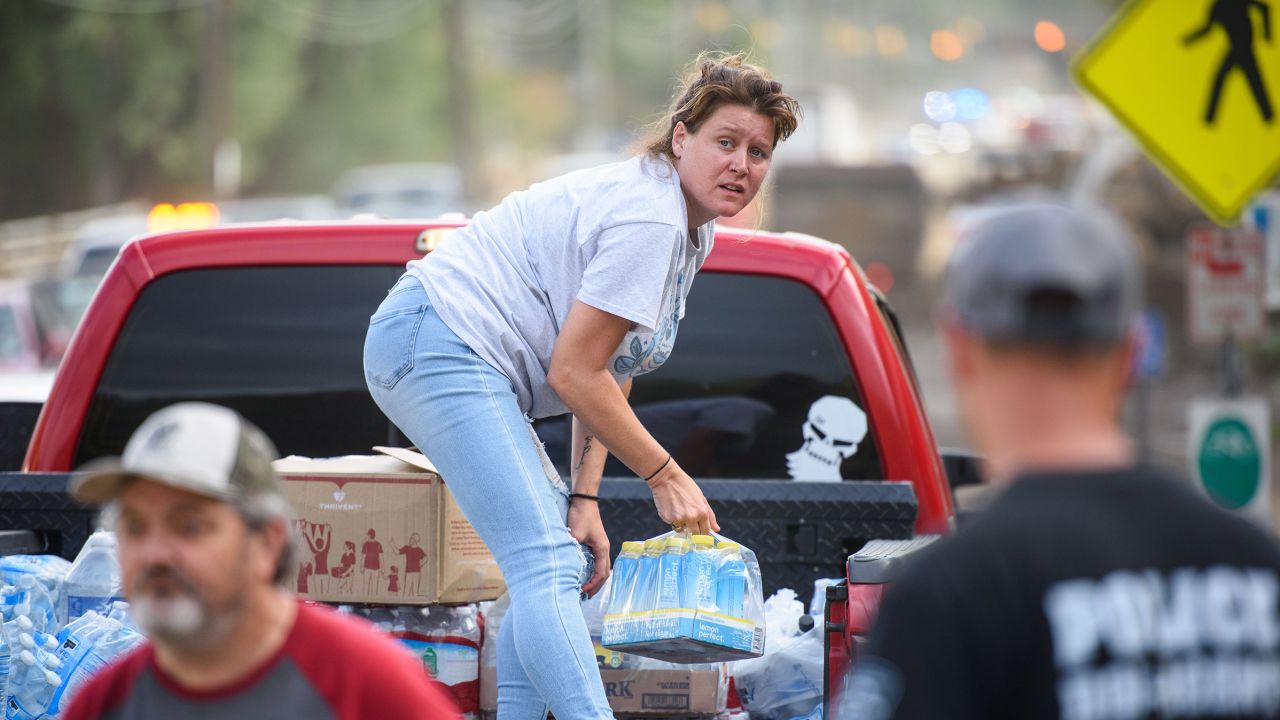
[0,473,917,601]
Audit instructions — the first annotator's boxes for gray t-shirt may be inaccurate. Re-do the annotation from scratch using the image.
[406,155,715,419]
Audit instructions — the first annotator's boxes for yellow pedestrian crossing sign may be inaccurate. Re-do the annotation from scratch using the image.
[1074,0,1280,225]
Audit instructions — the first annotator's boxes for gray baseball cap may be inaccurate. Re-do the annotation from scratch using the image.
[941,203,1142,346]
[72,402,281,504]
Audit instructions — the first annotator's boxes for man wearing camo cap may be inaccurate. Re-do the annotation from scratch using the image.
[843,204,1280,720]
[62,402,458,720]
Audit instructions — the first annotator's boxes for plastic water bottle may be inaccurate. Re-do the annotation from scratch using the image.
[629,539,665,614]
[656,536,689,610]
[683,535,719,610]
[479,594,509,702]
[0,628,8,693]
[716,542,748,618]
[63,531,124,622]
[15,574,59,634]
[3,612,35,649]
[1,583,20,611]
[105,600,136,630]
[17,629,60,656]
[606,541,643,616]
[359,605,399,633]
[810,578,842,617]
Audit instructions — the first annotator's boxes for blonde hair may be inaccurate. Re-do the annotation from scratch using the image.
[641,51,801,161]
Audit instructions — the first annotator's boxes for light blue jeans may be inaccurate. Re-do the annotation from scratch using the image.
[364,276,612,720]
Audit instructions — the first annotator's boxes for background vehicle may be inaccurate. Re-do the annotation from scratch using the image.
[333,164,468,219]
[0,278,57,492]
[59,215,150,281]
[0,280,45,373]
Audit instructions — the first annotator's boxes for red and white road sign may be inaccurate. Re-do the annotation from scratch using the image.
[1187,224,1265,344]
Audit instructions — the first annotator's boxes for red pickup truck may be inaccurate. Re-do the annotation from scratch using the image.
[4,220,960,712]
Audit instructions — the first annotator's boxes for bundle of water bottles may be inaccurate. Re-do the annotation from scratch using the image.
[334,604,482,720]
[601,531,765,663]
[0,531,143,720]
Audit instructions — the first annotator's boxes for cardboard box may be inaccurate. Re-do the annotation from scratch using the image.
[479,663,726,716]
[602,667,726,716]
[275,447,505,605]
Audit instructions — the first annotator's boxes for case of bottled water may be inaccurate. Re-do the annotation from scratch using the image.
[0,555,71,627]
[350,604,482,720]
[43,610,144,717]
[3,626,63,720]
[601,531,765,663]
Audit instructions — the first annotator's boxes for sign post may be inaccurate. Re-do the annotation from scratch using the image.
[1186,224,1265,397]
[1186,223,1266,344]
[1133,311,1167,456]
[1246,191,1280,310]
[1189,397,1271,524]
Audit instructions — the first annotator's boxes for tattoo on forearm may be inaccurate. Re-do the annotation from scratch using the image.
[575,435,595,472]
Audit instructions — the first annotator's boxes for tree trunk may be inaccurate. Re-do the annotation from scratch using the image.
[445,0,485,205]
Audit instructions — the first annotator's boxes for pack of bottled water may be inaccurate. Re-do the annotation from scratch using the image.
[44,608,144,717]
[1,606,142,720]
[1,576,59,638]
[1,550,70,712]
[602,531,765,663]
[0,538,136,718]
[0,556,71,628]
[2,620,63,720]
[343,604,482,720]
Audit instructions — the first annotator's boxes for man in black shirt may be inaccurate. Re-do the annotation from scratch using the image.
[842,204,1280,719]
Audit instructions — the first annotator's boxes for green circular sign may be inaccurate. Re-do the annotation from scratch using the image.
[1198,416,1262,510]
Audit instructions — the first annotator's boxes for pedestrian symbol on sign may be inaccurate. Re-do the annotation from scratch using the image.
[1074,0,1280,223]
[1183,0,1275,125]
[1198,416,1263,509]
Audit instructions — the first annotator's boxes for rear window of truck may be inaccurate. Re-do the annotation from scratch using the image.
[76,266,883,480]
[538,273,884,480]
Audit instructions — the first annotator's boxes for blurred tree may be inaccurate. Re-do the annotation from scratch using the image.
[0,2,209,216]
[236,0,449,195]
[0,0,1118,218]
[0,0,450,218]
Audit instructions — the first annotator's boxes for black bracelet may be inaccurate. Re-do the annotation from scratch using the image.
[643,454,672,483]
[568,492,599,503]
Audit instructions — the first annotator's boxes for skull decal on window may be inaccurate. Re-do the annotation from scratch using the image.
[786,395,868,482]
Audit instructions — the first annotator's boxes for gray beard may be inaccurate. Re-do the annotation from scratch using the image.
[133,591,243,655]
[129,566,248,655]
